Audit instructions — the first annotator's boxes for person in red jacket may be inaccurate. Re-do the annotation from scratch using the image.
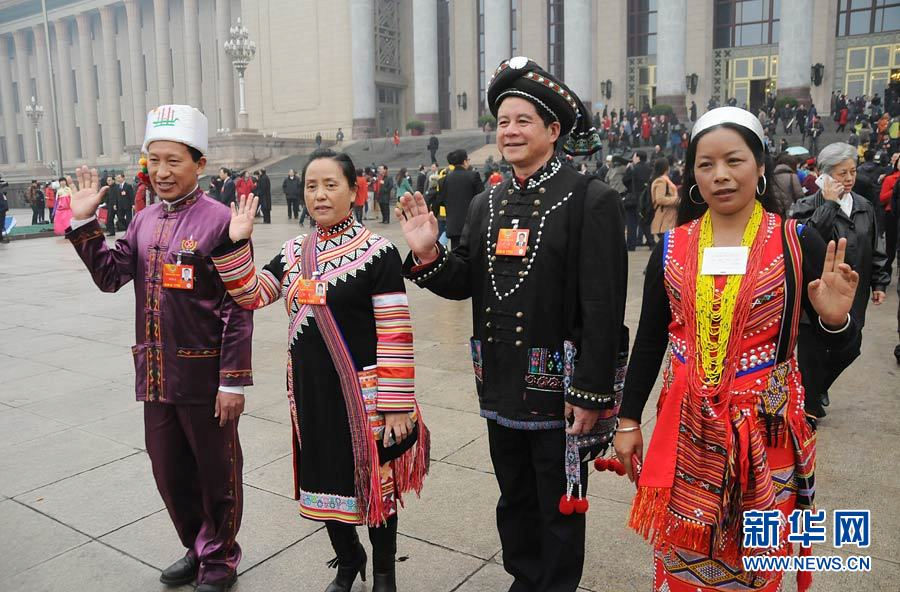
[235,171,255,202]
[353,168,368,223]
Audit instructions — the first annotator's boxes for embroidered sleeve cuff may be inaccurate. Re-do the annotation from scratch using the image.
[566,385,617,409]
[219,369,253,386]
[66,218,105,245]
[375,397,416,413]
[405,242,448,284]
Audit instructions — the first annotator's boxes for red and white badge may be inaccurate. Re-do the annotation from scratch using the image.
[496,228,530,257]
[162,263,195,290]
[296,278,328,305]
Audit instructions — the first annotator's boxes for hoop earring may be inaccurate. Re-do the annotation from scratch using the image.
[689,184,705,205]
[756,176,767,196]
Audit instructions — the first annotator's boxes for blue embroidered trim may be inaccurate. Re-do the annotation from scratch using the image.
[735,358,776,377]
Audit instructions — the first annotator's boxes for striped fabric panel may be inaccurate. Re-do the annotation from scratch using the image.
[211,241,281,309]
[372,292,415,412]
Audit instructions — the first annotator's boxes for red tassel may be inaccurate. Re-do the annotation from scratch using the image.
[558,494,575,515]
[594,457,609,471]
[797,545,813,592]
[611,459,626,476]
[573,497,589,514]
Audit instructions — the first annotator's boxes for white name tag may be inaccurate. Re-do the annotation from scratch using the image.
[701,247,749,275]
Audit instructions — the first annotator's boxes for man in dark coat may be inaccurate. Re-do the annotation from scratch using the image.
[255,169,272,224]
[441,149,484,250]
[377,164,394,224]
[114,173,135,230]
[397,56,627,592]
[621,150,652,250]
[221,169,236,206]
[282,169,302,222]
[427,135,439,165]
[415,165,428,194]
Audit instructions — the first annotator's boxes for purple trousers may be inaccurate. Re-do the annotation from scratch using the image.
[144,402,243,585]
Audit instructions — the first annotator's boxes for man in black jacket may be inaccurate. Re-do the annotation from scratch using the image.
[256,169,272,224]
[441,149,484,250]
[114,173,135,230]
[377,164,394,224]
[282,169,302,222]
[622,150,652,250]
[427,135,439,165]
[220,168,236,206]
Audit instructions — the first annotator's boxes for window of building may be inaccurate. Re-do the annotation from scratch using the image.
[72,69,78,102]
[121,120,126,146]
[142,55,148,92]
[11,82,19,112]
[30,78,37,100]
[75,126,82,159]
[714,0,780,49]
[93,65,99,98]
[548,0,564,78]
[0,137,7,164]
[842,42,900,96]
[627,0,657,57]
[98,123,103,155]
[837,0,900,36]
[16,134,24,162]
[117,60,123,96]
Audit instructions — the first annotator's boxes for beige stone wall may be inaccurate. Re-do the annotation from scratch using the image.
[518,0,546,64]
[241,0,355,137]
[594,0,627,111]
[684,0,714,117]
[450,0,478,129]
[810,0,838,114]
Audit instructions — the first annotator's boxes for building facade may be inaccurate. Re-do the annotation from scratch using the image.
[0,0,898,179]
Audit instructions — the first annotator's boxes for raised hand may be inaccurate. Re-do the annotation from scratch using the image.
[68,166,109,221]
[809,238,859,327]
[394,191,439,261]
[229,194,258,242]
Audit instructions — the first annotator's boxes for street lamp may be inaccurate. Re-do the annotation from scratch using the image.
[224,18,257,130]
[24,96,44,163]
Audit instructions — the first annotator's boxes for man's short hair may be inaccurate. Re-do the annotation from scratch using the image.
[447,150,468,166]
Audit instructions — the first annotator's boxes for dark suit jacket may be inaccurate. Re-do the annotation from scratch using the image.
[118,183,135,209]
[256,174,272,209]
[442,167,484,237]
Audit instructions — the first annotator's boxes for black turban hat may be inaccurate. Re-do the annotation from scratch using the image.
[486,56,601,156]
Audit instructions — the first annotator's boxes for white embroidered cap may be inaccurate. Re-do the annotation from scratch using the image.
[691,106,766,149]
[141,105,208,155]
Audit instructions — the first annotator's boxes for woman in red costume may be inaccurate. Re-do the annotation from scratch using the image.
[614,107,860,592]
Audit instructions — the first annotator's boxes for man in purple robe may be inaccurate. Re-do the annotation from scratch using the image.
[65,105,252,592]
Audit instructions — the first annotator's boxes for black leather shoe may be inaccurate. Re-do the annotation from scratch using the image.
[159,553,198,586]
[821,391,830,407]
[372,569,397,592]
[324,547,367,592]
[196,573,237,592]
[894,343,900,365]
[805,399,827,419]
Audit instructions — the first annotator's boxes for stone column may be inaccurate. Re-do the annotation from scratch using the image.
[483,0,511,103]
[12,30,38,163]
[153,0,173,104]
[215,0,235,130]
[0,36,21,163]
[124,0,146,144]
[655,0,688,119]
[75,13,100,159]
[54,20,78,162]
[412,0,439,133]
[349,0,375,138]
[594,0,627,113]
[99,6,124,156]
[32,25,59,166]
[778,0,814,105]
[183,0,202,108]
[563,0,591,105]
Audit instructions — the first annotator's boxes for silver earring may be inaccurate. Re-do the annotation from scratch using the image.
[689,184,705,205]
[756,176,767,196]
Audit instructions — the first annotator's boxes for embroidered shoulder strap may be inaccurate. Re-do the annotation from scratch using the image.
[776,219,804,362]
[299,232,386,525]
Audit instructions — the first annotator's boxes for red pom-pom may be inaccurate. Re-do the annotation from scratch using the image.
[614,461,626,476]
[558,494,575,515]
[594,457,609,471]
[573,497,589,514]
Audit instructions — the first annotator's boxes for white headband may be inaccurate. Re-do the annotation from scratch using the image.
[691,106,766,148]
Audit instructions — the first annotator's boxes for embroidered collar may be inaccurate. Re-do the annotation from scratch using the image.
[161,185,200,212]
[511,157,562,191]
[316,214,355,239]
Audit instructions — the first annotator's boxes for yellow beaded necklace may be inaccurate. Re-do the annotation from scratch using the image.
[695,200,763,386]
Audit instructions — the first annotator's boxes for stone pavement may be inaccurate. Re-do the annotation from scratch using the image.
[0,212,898,592]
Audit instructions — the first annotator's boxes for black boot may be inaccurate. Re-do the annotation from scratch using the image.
[324,545,367,592]
[159,552,199,586]
[372,567,397,592]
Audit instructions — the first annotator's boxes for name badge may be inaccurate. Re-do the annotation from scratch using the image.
[162,264,195,289]
[701,247,749,275]
[296,278,328,305]
[496,228,530,257]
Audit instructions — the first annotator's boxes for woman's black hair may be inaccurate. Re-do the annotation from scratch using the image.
[677,122,782,225]
[650,157,669,183]
[301,148,358,190]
